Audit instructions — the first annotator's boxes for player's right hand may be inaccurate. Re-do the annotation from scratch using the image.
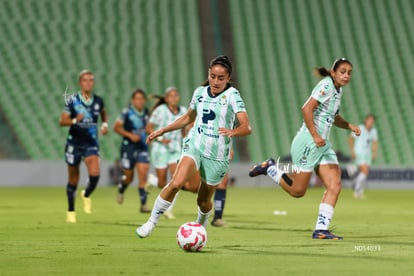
[312,134,326,148]
[129,134,141,142]
[76,113,85,121]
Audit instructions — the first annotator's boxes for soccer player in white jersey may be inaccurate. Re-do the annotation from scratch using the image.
[250,58,361,240]
[136,55,252,238]
[348,114,378,199]
[146,87,188,218]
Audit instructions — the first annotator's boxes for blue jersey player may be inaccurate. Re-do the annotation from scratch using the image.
[114,89,151,213]
[59,70,108,223]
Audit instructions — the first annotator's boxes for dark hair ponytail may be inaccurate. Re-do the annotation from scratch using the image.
[202,55,233,86]
[314,58,352,78]
[150,95,167,114]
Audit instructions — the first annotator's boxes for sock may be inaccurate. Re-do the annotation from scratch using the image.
[118,182,128,194]
[166,192,179,212]
[148,195,172,224]
[84,175,99,197]
[196,207,212,228]
[66,183,77,211]
[139,188,147,206]
[354,172,367,194]
[213,189,226,220]
[267,165,283,184]
[315,203,334,231]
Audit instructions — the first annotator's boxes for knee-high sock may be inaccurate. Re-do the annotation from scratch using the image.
[66,183,77,211]
[138,188,147,206]
[196,207,212,228]
[84,175,99,197]
[315,203,334,231]
[148,195,172,224]
[213,189,226,220]
[354,172,367,194]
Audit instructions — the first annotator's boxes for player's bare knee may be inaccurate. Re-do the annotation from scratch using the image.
[290,189,306,198]
[327,182,342,195]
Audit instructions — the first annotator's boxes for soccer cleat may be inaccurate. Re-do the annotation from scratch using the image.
[117,192,124,205]
[211,218,227,227]
[136,221,156,238]
[81,190,92,214]
[249,158,275,177]
[163,209,176,220]
[312,230,343,240]
[66,211,76,223]
[353,192,366,200]
[140,205,151,213]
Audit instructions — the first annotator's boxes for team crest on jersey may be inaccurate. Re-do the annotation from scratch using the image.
[319,90,326,96]
[219,95,227,105]
[94,103,100,110]
[299,156,308,166]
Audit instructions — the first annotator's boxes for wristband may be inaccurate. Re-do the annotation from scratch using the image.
[101,122,109,129]
[72,118,77,125]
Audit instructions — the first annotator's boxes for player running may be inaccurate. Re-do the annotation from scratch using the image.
[136,55,252,238]
[60,70,108,223]
[348,113,378,199]
[249,58,360,240]
[114,89,151,213]
[146,87,188,219]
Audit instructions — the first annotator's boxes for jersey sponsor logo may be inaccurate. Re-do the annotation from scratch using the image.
[201,109,216,124]
[237,100,245,109]
[94,103,100,110]
[197,96,203,103]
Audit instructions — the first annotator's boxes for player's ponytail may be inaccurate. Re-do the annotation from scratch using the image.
[314,58,352,78]
[150,86,177,114]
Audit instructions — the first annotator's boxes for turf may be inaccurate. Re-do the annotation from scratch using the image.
[0,186,413,275]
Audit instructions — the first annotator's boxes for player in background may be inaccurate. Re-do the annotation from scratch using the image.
[250,58,360,240]
[136,55,252,238]
[59,70,108,223]
[146,87,188,219]
[348,114,378,199]
[114,89,151,213]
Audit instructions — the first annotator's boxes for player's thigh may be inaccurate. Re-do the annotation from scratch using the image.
[185,171,201,193]
[84,154,100,176]
[217,173,228,189]
[169,156,198,187]
[290,171,312,195]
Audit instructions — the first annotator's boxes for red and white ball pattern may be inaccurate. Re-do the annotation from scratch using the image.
[176,222,207,252]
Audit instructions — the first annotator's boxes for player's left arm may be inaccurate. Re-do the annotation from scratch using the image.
[100,108,108,135]
[372,140,378,160]
[218,112,252,137]
[334,115,360,136]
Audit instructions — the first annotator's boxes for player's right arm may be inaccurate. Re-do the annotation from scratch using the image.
[59,111,84,127]
[146,108,196,144]
[301,98,325,147]
[113,119,140,142]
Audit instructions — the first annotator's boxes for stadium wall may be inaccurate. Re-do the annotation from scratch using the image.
[0,161,412,189]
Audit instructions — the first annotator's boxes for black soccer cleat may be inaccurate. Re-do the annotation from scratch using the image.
[249,158,275,177]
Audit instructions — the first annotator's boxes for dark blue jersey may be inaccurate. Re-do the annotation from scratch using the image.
[64,92,105,148]
[119,106,149,151]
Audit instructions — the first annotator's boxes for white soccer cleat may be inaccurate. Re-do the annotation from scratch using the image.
[136,221,156,238]
[81,190,92,214]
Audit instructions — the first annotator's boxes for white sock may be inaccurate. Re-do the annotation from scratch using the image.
[196,207,211,228]
[354,172,367,194]
[166,192,179,212]
[148,195,172,224]
[315,203,334,231]
[267,165,283,184]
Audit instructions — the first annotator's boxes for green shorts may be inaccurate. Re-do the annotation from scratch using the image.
[182,138,229,185]
[150,148,181,169]
[355,153,372,166]
[291,129,338,172]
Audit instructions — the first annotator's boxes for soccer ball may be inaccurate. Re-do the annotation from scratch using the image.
[176,222,207,252]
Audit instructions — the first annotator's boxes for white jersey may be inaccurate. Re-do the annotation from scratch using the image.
[149,104,187,154]
[352,124,378,155]
[300,77,342,139]
[187,85,246,160]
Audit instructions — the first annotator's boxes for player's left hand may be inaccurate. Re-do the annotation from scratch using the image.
[218,128,234,137]
[100,123,109,135]
[350,124,360,136]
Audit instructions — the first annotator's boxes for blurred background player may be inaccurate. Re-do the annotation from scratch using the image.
[136,55,252,238]
[114,89,151,213]
[59,70,108,223]
[348,113,378,199]
[146,87,188,219]
[108,159,123,185]
[249,58,360,240]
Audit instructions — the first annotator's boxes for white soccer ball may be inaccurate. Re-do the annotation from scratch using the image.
[176,222,207,252]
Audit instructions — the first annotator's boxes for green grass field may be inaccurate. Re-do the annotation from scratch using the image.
[1,186,413,275]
